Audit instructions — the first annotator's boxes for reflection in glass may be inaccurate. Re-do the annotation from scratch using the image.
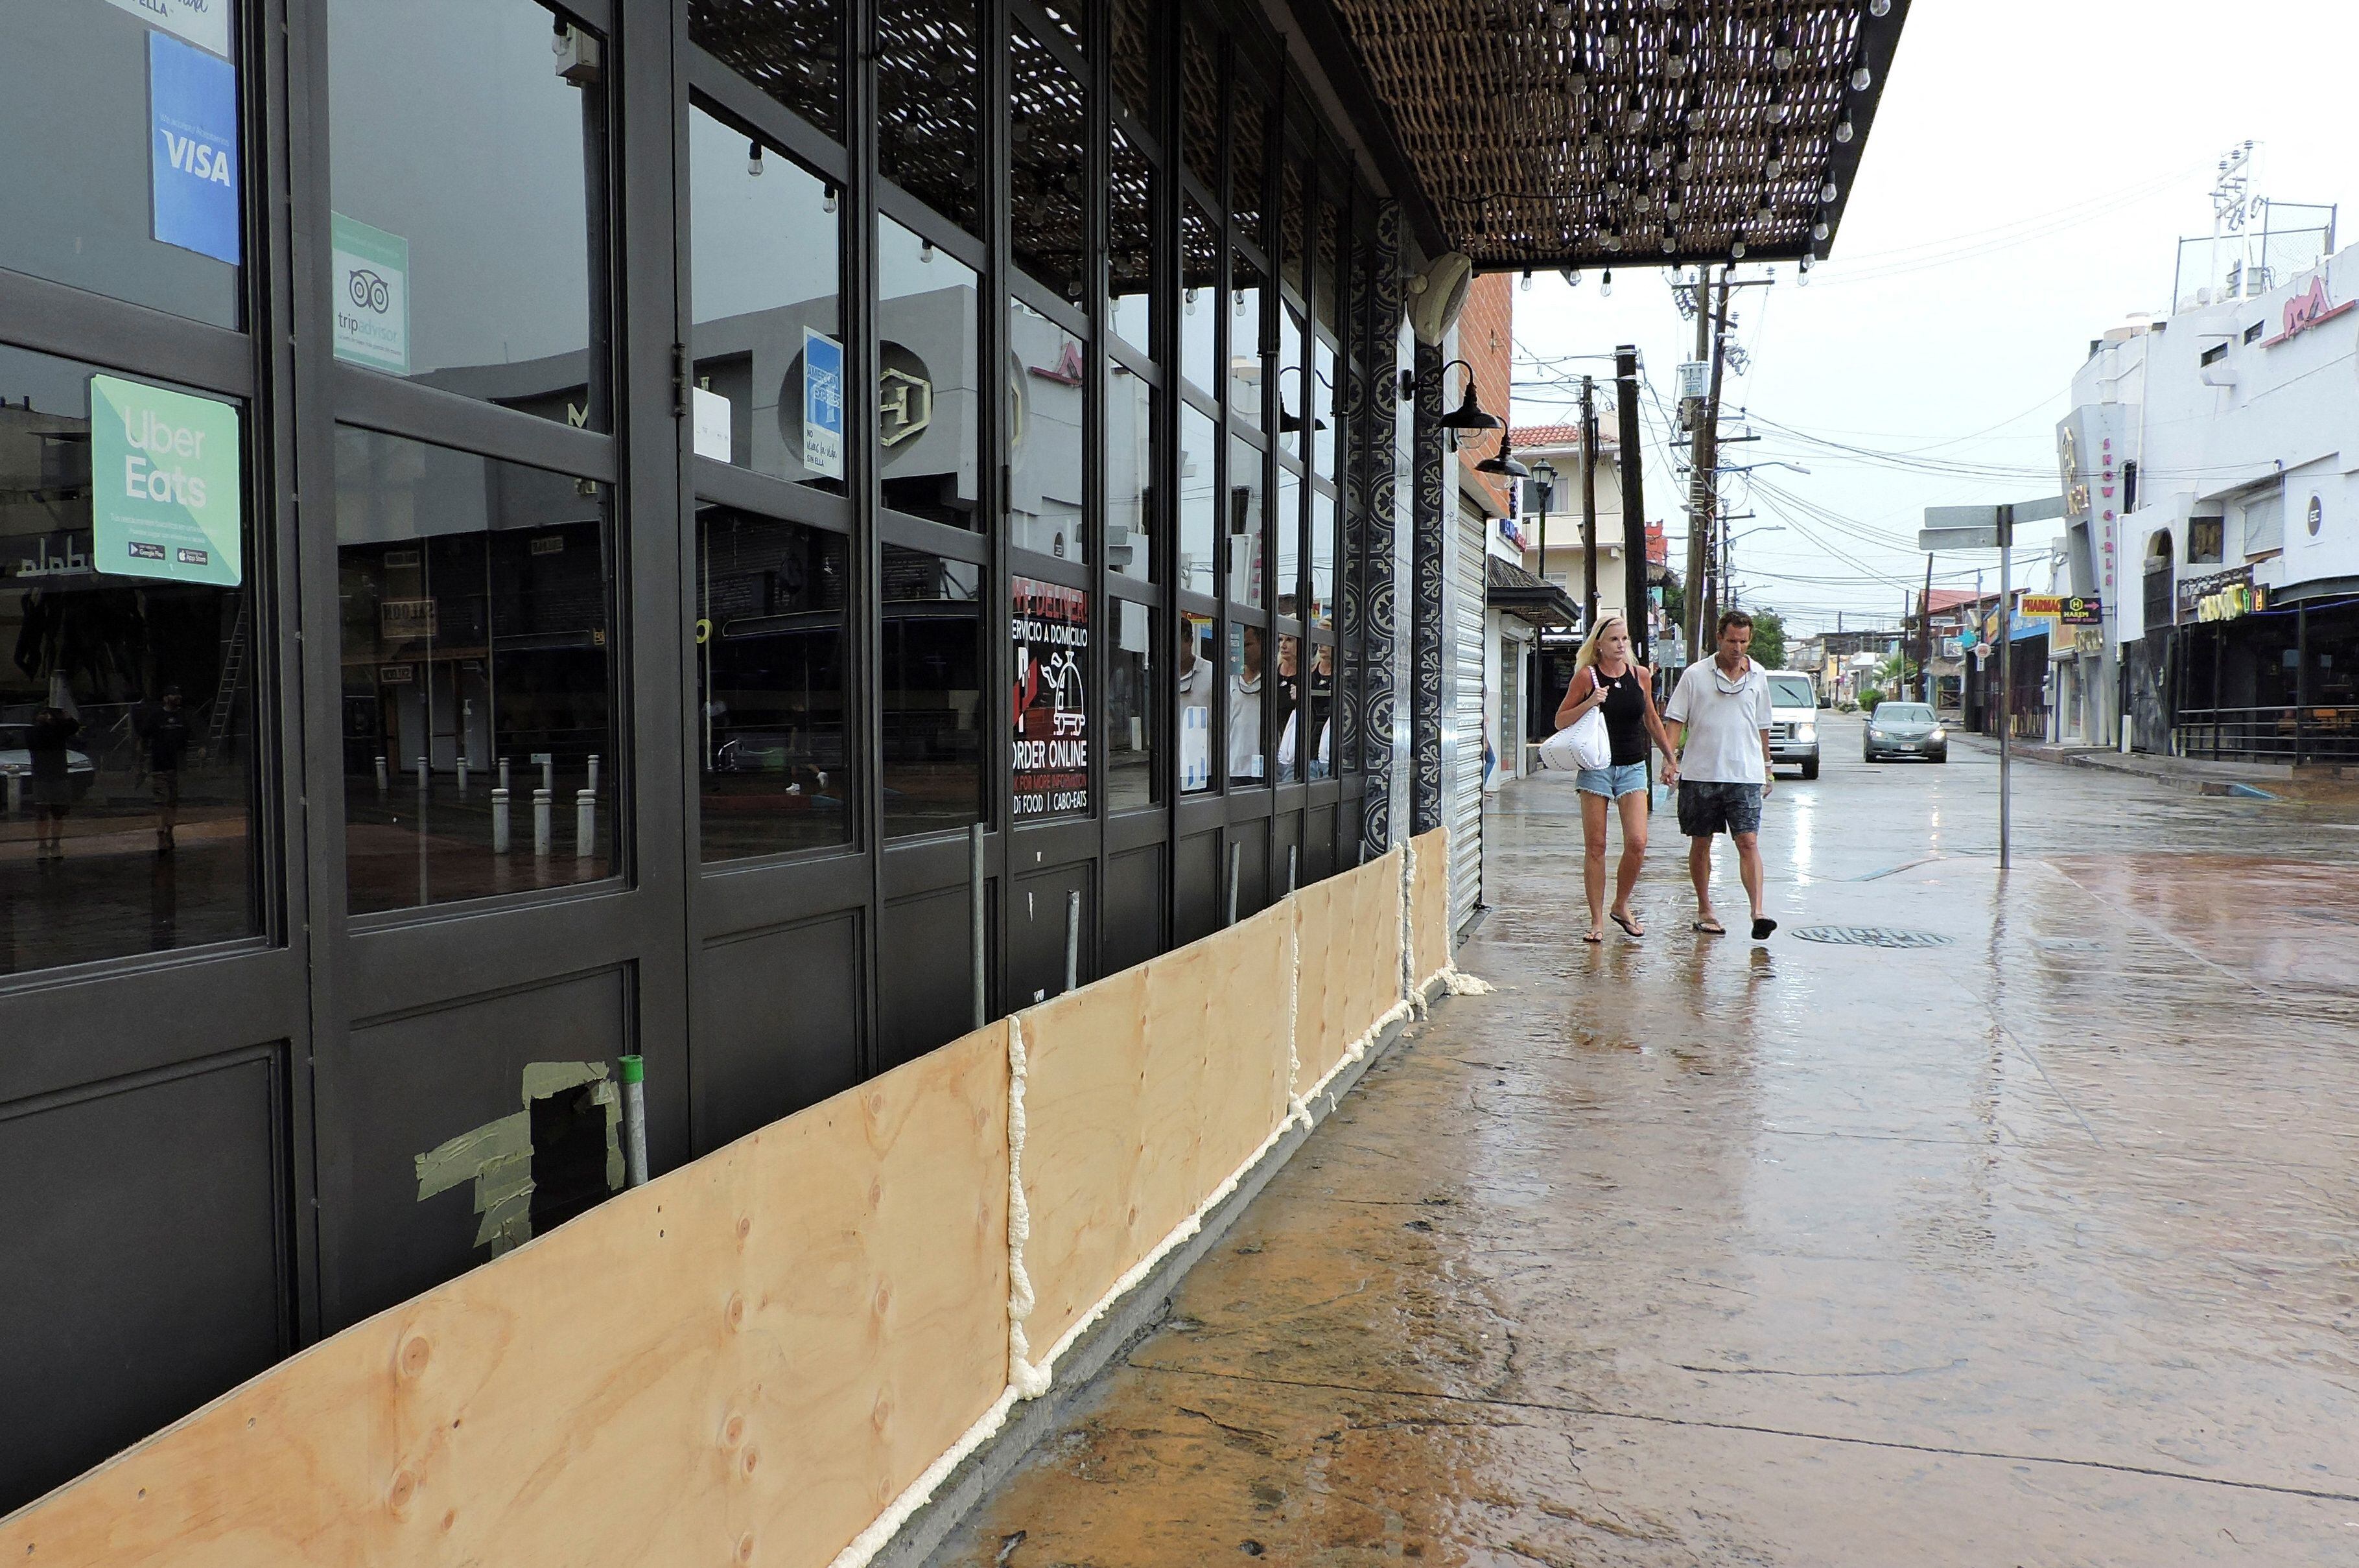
[688,0,842,141]
[1276,467,1302,613]
[1108,602,1157,811]
[1310,488,1336,629]
[1340,634,1361,774]
[1180,18,1219,197]
[1230,85,1266,250]
[1280,159,1306,296]
[1179,404,1218,600]
[1271,630,1300,783]
[1315,190,1343,334]
[1312,338,1338,478]
[877,216,980,530]
[1228,257,1265,428]
[329,0,609,430]
[690,106,843,492]
[1010,25,1086,301]
[0,347,257,977]
[0,2,244,328]
[1110,0,1155,127]
[335,427,616,915]
[1276,303,1305,456]
[1035,1,1083,48]
[1010,301,1085,562]
[1228,436,1264,609]
[880,546,981,836]
[1176,611,1214,795]
[1227,620,1265,786]
[697,508,850,861]
[1108,127,1155,362]
[1106,362,1155,584]
[1180,200,1218,396]
[876,0,981,233]
[1293,639,1335,780]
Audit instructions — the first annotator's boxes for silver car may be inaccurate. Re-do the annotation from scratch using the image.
[0,722,99,799]
[1862,701,1949,764]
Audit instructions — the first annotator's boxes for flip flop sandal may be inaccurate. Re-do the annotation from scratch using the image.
[1752,917,1779,941]
[1693,919,1726,936]
[1612,912,1644,939]
[1582,930,1604,944]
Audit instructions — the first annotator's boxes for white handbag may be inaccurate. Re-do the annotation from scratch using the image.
[1538,672,1614,771]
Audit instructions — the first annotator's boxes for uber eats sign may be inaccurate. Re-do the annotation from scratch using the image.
[90,374,243,587]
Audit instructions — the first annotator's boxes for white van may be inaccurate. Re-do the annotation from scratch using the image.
[1766,672,1820,779]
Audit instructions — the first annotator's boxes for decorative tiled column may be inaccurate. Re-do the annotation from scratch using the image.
[1409,336,1444,836]
[1355,202,1402,860]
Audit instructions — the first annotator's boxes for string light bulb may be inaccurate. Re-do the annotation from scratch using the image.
[747,139,764,176]
[1870,0,1892,14]
[1601,269,1614,296]
[1521,269,1534,292]
[1835,116,1856,144]
[1850,64,1873,90]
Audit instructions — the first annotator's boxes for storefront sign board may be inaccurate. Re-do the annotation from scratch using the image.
[148,31,241,265]
[692,386,731,461]
[1011,577,1088,817]
[803,328,845,479]
[106,0,231,57]
[89,373,242,586]
[331,213,410,374]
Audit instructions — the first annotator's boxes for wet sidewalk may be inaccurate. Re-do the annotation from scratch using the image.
[935,748,2359,1565]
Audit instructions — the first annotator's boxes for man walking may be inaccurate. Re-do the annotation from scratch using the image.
[1662,611,1777,941]
[136,686,193,853]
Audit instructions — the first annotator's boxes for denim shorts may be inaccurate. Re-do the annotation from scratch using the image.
[1677,779,1763,837]
[1575,761,1650,799]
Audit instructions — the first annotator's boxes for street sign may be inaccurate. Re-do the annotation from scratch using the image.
[1919,495,2068,552]
[1919,524,2003,550]
[2060,595,2102,626]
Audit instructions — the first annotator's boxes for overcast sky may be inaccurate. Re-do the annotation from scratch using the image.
[1508,0,2359,637]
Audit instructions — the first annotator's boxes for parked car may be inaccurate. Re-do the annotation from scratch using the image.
[0,722,98,801]
[1862,701,1948,763]
[1767,673,1820,780]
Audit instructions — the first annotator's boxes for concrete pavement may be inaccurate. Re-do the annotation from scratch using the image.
[933,713,2359,1565]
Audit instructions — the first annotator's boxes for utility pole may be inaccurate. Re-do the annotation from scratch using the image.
[1686,270,1733,663]
[1615,347,1649,666]
[1579,375,1599,634]
[1919,554,1935,703]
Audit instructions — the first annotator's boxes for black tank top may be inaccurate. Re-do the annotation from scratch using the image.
[1586,664,1650,766]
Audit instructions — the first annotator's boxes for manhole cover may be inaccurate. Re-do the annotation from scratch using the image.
[1791,925,1953,949]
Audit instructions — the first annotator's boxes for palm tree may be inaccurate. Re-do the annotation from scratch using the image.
[1873,651,1917,703]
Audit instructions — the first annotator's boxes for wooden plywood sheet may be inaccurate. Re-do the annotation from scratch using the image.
[1293,850,1403,1095]
[1013,966,1152,1359]
[1410,827,1453,988]
[1,1027,1013,1568]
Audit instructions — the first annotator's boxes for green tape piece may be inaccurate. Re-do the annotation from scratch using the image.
[520,1060,607,1105]
[414,1111,530,1200]
[476,1186,534,1250]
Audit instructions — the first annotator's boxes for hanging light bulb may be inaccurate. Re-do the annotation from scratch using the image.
[1661,235,1676,254]
[1811,218,1830,241]
[1799,258,1812,287]
[1184,287,1198,314]
[823,184,838,213]
[1820,179,1839,203]
[1835,116,1856,144]
[1756,201,1775,226]
[1870,0,1892,14]
[1665,47,1686,80]
[1234,289,1247,313]
[1772,38,1794,72]
[1731,240,1747,259]
[1851,64,1873,90]
[919,238,935,263]
[1765,140,1785,180]
[1602,27,1623,58]
[1566,268,1583,287]
[1601,269,1614,296]
[747,139,764,176]
[1521,269,1534,292]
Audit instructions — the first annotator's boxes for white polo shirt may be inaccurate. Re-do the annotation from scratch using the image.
[1664,657,1773,784]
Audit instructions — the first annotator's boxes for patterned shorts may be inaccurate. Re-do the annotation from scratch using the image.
[1676,780,1762,837]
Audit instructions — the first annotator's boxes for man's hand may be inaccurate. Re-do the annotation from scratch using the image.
[1761,773,1774,798]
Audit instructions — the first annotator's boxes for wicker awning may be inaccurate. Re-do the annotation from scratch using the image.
[1310,0,1912,272]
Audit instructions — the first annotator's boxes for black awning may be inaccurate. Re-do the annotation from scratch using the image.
[1487,555,1580,627]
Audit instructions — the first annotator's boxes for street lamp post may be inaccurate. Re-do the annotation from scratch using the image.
[1529,458,1558,607]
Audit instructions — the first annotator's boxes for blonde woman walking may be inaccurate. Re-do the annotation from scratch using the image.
[1554,614,1680,942]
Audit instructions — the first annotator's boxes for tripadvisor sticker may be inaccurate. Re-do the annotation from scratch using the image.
[89,374,243,587]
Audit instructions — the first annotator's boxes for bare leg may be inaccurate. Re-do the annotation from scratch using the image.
[1612,790,1649,930]
[1689,834,1717,928]
[1580,790,1609,939]
[1734,830,1766,921]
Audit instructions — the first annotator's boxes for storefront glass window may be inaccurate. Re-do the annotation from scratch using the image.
[1009,26,1086,303]
[1271,629,1300,784]
[1276,467,1302,611]
[1009,301,1085,562]
[1180,200,1218,397]
[696,508,850,862]
[877,216,980,530]
[880,546,981,836]
[1228,258,1265,429]
[1309,488,1336,629]
[1304,639,1335,779]
[1315,192,1343,335]
[689,106,844,493]
[1279,160,1306,296]
[0,347,258,977]
[687,0,842,142]
[1228,436,1264,609]
[1106,364,1155,585]
[334,427,616,915]
[327,0,609,431]
[1108,128,1155,362]
[1180,19,1219,198]
[1107,602,1157,811]
[1312,338,1338,479]
[1177,611,1214,795]
[1226,621,1265,787]
[876,0,981,235]
[0,2,244,329]
[1230,88,1266,252]
[1276,303,1304,457]
[1179,404,1218,600]
[1110,0,1155,127]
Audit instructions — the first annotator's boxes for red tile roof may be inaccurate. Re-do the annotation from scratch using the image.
[1920,589,1981,614]
[1509,423,1615,451]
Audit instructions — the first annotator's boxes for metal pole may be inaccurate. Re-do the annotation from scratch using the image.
[1063,889,1080,994]
[1615,347,1651,666]
[1579,375,1599,633]
[1225,839,1241,926]
[575,788,596,861]
[617,1055,648,1188]
[533,787,552,858]
[491,787,511,854]
[1999,519,2012,871]
[374,754,388,795]
[1286,843,1298,896]
[969,823,987,1029]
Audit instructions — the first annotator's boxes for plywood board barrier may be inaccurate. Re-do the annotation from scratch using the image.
[1409,826,1454,993]
[0,1025,1015,1568]
[1292,847,1405,1097]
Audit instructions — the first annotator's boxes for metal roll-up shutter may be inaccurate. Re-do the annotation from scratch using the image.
[1448,509,1487,933]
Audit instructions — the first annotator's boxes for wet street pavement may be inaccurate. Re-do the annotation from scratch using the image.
[936,712,2359,1566]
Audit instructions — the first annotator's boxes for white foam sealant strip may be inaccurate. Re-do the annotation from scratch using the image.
[823,1385,1019,1568]
[1004,1014,1051,1398]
